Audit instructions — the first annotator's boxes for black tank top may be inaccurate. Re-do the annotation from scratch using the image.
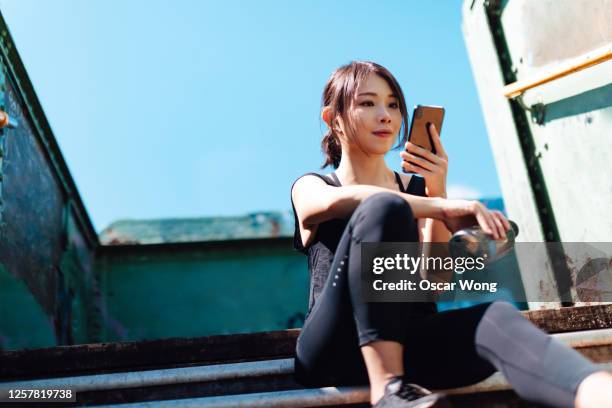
[290,171,429,312]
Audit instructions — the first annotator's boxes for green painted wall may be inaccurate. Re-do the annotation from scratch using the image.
[97,242,309,342]
[0,265,55,350]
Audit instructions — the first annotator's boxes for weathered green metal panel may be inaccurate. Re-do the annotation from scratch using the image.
[60,203,102,344]
[0,12,101,350]
[99,212,294,245]
[97,240,309,341]
[0,265,55,350]
[0,69,65,318]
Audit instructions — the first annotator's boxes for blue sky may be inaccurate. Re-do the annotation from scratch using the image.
[0,0,501,232]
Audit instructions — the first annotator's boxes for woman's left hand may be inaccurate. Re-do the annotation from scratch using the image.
[400,124,448,198]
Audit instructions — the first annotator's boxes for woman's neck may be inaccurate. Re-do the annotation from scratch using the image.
[334,149,393,186]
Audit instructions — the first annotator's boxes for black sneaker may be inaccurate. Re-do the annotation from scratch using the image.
[372,376,451,408]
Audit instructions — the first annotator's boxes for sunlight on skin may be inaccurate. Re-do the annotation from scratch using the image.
[575,371,612,408]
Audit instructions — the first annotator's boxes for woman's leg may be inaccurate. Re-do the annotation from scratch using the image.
[401,301,602,408]
[400,303,498,389]
[475,301,601,408]
[345,193,429,402]
[295,192,422,392]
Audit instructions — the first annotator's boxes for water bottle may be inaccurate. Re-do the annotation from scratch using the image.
[449,220,519,264]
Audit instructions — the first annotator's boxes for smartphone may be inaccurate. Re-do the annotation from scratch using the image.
[407,105,445,154]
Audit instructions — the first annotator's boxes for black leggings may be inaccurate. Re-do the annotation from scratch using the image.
[295,193,599,408]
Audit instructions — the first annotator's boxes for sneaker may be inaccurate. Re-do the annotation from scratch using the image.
[372,376,452,408]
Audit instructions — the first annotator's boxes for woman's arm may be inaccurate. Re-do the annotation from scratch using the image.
[291,175,446,228]
[419,214,452,280]
[401,124,452,243]
[293,174,509,238]
[428,219,452,242]
[422,191,452,243]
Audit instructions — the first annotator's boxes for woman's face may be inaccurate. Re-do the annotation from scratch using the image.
[341,72,403,155]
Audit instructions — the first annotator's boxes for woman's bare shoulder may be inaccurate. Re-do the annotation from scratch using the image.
[293,173,336,188]
[291,174,333,203]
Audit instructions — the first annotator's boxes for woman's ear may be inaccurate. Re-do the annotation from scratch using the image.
[321,106,332,128]
[322,107,343,135]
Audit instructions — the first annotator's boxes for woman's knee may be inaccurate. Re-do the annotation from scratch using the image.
[482,301,521,322]
[475,301,524,343]
[355,192,414,224]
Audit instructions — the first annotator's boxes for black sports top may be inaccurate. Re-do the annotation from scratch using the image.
[290,171,428,311]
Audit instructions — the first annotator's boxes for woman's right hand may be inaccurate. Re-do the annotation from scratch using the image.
[438,199,511,240]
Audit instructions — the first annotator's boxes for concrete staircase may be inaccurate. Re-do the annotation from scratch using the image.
[1,305,611,407]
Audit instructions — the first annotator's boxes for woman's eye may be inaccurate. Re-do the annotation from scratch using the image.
[359,101,374,107]
[389,102,399,109]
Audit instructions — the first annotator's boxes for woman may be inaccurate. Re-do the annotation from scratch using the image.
[290,61,612,408]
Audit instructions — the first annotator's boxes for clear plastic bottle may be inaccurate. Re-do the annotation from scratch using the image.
[449,220,519,264]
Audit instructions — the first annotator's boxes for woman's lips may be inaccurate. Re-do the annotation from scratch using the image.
[372,131,393,137]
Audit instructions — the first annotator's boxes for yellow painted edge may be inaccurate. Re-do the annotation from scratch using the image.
[503,44,612,99]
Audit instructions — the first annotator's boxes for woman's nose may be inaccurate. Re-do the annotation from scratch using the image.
[378,108,392,123]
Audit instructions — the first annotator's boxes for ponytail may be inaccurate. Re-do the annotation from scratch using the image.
[320,130,341,169]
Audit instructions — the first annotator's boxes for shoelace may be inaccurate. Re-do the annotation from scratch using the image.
[396,382,428,401]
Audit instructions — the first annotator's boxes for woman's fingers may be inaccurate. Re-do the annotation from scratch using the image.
[490,212,506,239]
[485,209,501,240]
[492,210,511,234]
[474,208,494,237]
[472,202,500,240]
[477,206,509,240]
[404,141,441,164]
[497,211,512,232]
[428,124,448,159]
[441,200,511,241]
[400,151,436,171]
[401,160,432,175]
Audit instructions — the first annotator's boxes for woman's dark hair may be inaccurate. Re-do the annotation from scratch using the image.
[320,61,409,169]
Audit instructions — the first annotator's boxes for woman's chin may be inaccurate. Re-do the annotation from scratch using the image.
[352,139,396,157]
[365,148,392,157]
[368,143,395,156]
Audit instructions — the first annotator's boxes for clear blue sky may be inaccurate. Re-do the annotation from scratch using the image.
[0,0,501,232]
